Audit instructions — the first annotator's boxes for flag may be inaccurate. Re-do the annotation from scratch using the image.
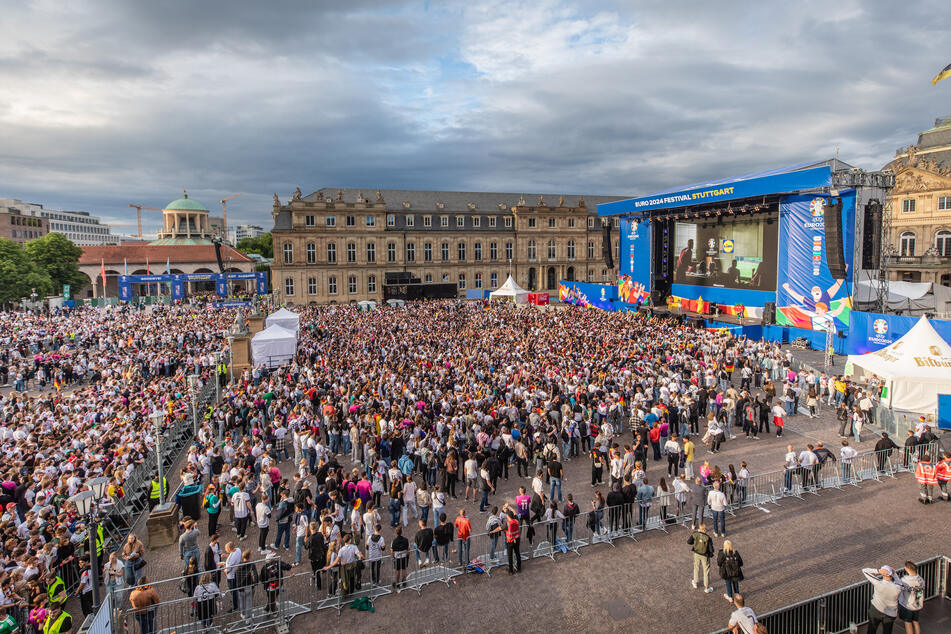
[146,256,150,274]
[933,62,951,85]
[165,257,170,274]
[100,258,106,283]
[123,258,128,275]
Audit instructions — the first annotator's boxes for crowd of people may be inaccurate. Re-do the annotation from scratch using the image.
[0,304,237,634]
[0,299,937,634]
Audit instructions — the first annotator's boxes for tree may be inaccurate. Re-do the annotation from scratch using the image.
[25,233,87,292]
[236,232,273,259]
[0,239,53,304]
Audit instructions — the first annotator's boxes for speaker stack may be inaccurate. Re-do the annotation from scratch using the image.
[823,198,847,279]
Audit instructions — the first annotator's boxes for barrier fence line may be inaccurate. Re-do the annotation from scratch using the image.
[102,440,941,634]
[710,555,950,634]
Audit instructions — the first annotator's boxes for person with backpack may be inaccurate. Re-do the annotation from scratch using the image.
[273,490,295,550]
[717,540,745,602]
[687,523,715,593]
[261,553,293,612]
[897,560,924,634]
[203,484,221,537]
[192,572,221,628]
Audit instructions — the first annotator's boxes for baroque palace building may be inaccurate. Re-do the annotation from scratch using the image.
[885,116,951,286]
[269,188,627,304]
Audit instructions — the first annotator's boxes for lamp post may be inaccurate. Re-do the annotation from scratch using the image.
[150,410,166,511]
[213,351,222,404]
[68,476,110,609]
[187,374,199,437]
[226,335,234,383]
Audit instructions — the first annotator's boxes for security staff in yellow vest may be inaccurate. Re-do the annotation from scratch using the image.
[217,361,228,384]
[149,476,168,510]
[43,604,72,634]
[80,524,106,574]
[45,571,67,607]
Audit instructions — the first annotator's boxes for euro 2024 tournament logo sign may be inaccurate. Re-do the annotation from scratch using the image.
[809,198,826,216]
[873,319,888,335]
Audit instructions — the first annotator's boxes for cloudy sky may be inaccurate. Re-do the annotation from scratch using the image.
[2,0,949,234]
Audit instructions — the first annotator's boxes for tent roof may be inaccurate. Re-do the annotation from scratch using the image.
[268,307,299,319]
[252,324,297,341]
[490,275,528,296]
[849,316,951,378]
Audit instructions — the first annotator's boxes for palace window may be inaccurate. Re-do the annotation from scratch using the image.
[474,242,482,261]
[406,242,416,262]
[348,275,357,294]
[283,243,293,265]
[900,232,916,256]
[305,215,315,227]
[424,242,433,262]
[328,276,337,294]
[306,242,316,264]
[902,199,916,213]
[284,277,295,296]
[458,242,466,261]
[441,242,449,261]
[368,274,377,293]
[527,240,537,261]
[938,196,951,211]
[326,216,336,227]
[307,277,317,295]
[366,242,376,263]
[327,242,337,264]
[936,230,951,256]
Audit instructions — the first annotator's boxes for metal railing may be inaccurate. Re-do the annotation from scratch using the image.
[102,440,942,634]
[711,555,949,634]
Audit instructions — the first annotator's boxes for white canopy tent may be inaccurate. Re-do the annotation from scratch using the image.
[847,316,951,412]
[357,300,377,311]
[265,307,300,333]
[854,280,951,314]
[489,275,530,304]
[251,324,298,368]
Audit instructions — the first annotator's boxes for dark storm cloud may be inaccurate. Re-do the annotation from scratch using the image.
[1,0,950,231]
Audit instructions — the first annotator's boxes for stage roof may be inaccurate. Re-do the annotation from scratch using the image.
[597,159,846,217]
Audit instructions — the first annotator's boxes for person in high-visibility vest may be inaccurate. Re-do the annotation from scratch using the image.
[915,453,938,504]
[45,572,67,607]
[937,450,951,502]
[42,604,72,634]
[149,476,168,510]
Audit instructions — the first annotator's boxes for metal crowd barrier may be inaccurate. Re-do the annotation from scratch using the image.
[710,555,949,634]
[103,440,941,634]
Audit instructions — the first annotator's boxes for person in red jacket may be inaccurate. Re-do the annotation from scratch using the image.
[936,451,951,502]
[914,454,938,504]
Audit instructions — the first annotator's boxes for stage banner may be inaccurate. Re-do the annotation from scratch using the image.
[776,191,854,332]
[847,311,951,355]
[558,281,617,311]
[215,274,228,297]
[171,275,185,300]
[118,275,131,301]
[618,217,651,303]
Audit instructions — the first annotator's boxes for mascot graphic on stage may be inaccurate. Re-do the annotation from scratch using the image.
[779,264,850,331]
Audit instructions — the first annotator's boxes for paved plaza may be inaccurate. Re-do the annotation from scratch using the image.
[116,364,949,634]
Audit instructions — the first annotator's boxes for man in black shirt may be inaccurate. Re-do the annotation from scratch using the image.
[433,513,453,563]
[390,526,409,588]
[413,519,434,566]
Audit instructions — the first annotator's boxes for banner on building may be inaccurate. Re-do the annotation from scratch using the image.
[775,192,854,332]
[618,217,651,301]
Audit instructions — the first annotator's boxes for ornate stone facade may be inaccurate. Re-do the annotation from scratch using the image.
[884,117,951,285]
[268,188,627,304]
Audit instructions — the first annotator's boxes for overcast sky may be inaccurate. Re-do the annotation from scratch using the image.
[2,0,949,234]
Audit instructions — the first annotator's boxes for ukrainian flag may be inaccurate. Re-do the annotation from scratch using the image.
[933,62,951,85]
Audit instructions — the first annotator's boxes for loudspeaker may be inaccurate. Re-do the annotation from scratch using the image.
[763,302,776,324]
[823,198,847,279]
[862,199,883,270]
[602,222,614,269]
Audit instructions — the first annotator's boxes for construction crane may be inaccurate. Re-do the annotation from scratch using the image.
[128,203,163,237]
[220,193,241,242]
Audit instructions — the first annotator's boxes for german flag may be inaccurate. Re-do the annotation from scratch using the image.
[933,62,951,85]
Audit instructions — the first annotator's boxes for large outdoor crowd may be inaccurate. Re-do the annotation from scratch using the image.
[0,300,943,634]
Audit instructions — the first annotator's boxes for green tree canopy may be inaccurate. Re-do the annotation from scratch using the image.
[236,232,272,259]
[25,232,87,292]
[0,239,53,304]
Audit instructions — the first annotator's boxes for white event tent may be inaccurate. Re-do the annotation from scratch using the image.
[251,324,297,368]
[847,316,951,412]
[489,275,530,304]
[265,307,300,333]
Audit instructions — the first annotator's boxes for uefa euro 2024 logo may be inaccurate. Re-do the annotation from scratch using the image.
[809,198,826,216]
[873,319,888,335]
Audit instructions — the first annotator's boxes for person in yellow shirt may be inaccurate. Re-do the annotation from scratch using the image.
[833,377,847,407]
[683,436,696,479]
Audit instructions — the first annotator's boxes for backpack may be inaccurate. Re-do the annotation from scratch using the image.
[691,531,710,556]
[723,552,741,578]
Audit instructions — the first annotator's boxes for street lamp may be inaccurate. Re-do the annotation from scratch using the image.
[68,476,110,609]
[212,351,223,443]
[226,335,234,383]
[187,374,199,437]
[149,410,167,512]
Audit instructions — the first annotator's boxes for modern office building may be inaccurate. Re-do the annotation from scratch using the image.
[0,198,113,245]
